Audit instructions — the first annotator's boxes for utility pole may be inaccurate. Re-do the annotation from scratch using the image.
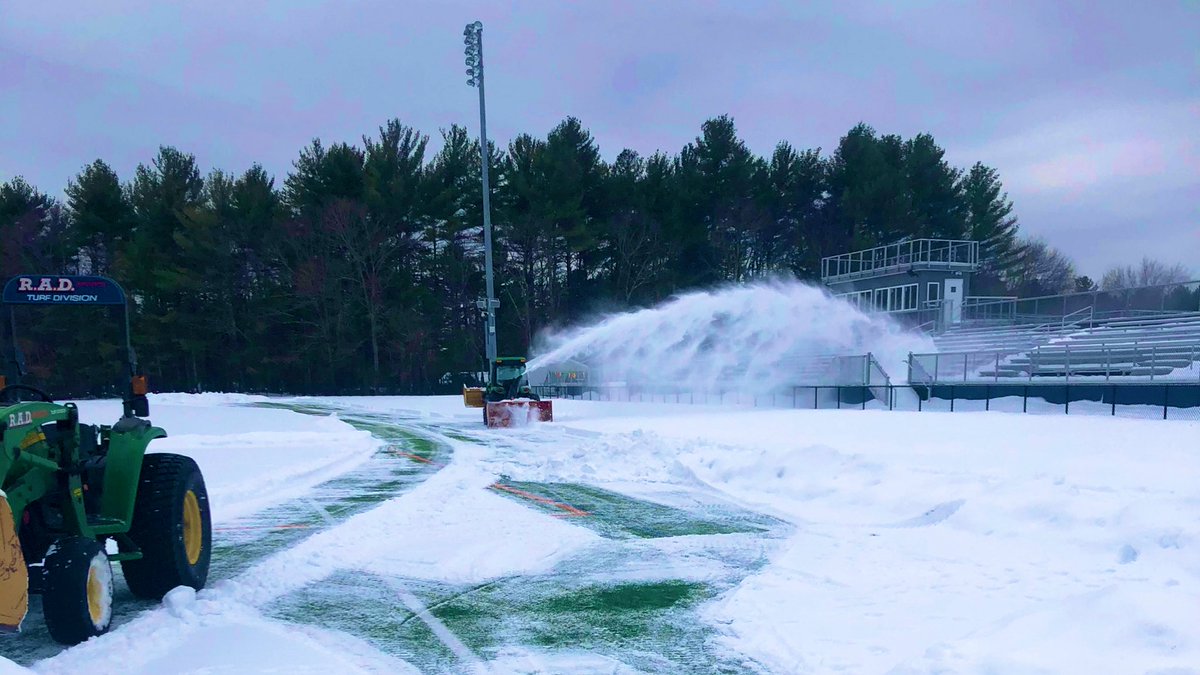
[464,21,499,366]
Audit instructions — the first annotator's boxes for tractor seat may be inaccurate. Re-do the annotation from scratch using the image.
[112,417,150,433]
[77,424,101,458]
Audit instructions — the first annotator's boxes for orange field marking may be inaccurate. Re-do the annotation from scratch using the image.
[389,448,448,468]
[489,482,590,518]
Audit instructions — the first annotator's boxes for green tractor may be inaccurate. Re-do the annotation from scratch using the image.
[482,357,553,427]
[0,275,211,644]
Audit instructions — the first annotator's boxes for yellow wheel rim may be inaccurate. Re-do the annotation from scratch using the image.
[86,566,104,626]
[183,490,202,566]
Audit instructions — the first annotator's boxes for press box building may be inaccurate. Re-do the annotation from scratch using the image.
[821,239,980,327]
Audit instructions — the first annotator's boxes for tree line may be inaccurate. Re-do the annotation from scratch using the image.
[0,115,1173,395]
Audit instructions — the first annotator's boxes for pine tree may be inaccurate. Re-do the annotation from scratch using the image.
[959,162,1021,289]
[903,134,964,240]
[674,115,767,284]
[65,160,133,275]
[827,124,910,250]
[764,142,826,277]
[602,149,666,303]
[538,117,607,321]
[0,177,62,276]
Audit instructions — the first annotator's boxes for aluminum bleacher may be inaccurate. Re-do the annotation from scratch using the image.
[919,312,1200,383]
[932,322,1077,354]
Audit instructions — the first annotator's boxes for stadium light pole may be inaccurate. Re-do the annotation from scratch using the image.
[464,20,499,367]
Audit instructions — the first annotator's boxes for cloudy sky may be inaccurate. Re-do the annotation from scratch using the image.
[2,0,1196,278]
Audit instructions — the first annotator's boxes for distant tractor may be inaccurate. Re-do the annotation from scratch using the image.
[0,275,211,644]
[481,357,552,427]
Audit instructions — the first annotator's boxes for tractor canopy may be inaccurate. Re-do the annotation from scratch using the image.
[494,362,526,383]
[485,357,538,402]
[1,275,149,418]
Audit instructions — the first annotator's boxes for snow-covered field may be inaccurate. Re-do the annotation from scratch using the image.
[2,394,1197,674]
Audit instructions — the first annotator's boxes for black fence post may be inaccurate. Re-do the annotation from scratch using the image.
[950,386,955,412]
[814,387,818,410]
[1065,386,1070,415]
[1111,384,1116,416]
[918,390,923,412]
[1023,385,1028,413]
[1164,385,1169,420]
[985,385,990,411]
[861,388,866,411]
[889,386,895,411]
[837,386,842,409]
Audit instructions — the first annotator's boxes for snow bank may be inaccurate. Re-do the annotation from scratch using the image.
[73,397,381,522]
[33,599,413,675]
[511,401,1200,673]
[0,658,29,674]
[224,436,601,605]
[890,584,1197,675]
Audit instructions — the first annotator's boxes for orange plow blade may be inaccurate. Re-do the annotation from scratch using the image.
[485,400,553,428]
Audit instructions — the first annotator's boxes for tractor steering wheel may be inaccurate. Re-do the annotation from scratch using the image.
[0,384,54,404]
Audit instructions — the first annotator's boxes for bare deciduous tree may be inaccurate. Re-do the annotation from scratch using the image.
[1101,258,1192,290]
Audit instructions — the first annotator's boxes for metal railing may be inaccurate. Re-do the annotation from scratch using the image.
[866,353,891,405]
[963,281,1200,325]
[821,239,979,284]
[531,382,1200,420]
[910,344,1200,384]
[913,282,1200,333]
[1059,305,1094,330]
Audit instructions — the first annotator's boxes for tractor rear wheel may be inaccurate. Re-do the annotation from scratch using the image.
[42,537,112,645]
[121,453,211,599]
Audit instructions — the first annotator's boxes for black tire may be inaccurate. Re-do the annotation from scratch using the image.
[42,537,112,645]
[120,453,211,599]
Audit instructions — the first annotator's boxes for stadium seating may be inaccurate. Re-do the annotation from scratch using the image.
[957,313,1200,380]
[932,321,1077,354]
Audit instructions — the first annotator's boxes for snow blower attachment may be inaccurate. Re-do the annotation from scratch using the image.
[0,275,212,644]
[483,357,552,427]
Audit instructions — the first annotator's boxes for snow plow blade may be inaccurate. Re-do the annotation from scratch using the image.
[485,400,553,428]
[0,491,28,634]
[462,386,485,408]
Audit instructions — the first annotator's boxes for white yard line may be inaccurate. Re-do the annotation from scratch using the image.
[382,577,488,673]
[305,498,338,526]
[305,440,486,672]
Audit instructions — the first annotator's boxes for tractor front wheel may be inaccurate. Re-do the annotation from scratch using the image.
[42,537,112,645]
[121,453,211,599]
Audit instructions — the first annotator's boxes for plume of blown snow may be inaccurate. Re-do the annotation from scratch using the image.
[528,281,933,393]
